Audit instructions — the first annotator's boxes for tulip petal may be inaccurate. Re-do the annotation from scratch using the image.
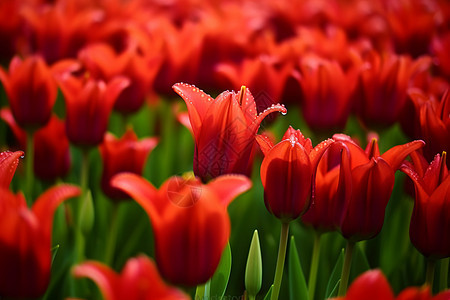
[345,270,395,300]
[256,134,275,156]
[207,174,252,207]
[73,261,119,300]
[0,151,24,189]
[32,185,80,240]
[111,173,161,225]
[173,83,214,137]
[382,140,425,171]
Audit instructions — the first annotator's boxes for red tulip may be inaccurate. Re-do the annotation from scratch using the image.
[304,134,424,241]
[0,185,80,298]
[0,55,57,130]
[0,150,23,189]
[418,90,450,165]
[401,151,450,258]
[78,42,161,114]
[73,255,190,300]
[173,83,286,182]
[295,55,358,132]
[354,51,431,129]
[331,269,450,300]
[1,109,71,181]
[57,75,129,147]
[216,56,294,115]
[111,173,251,286]
[257,126,333,222]
[99,129,158,200]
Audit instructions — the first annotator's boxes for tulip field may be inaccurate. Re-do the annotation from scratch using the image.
[0,0,449,300]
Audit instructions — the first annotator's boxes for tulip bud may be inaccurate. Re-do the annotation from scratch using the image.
[245,230,262,298]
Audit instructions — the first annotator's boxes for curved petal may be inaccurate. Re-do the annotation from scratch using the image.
[0,151,24,189]
[382,140,425,171]
[172,83,214,137]
[32,185,80,239]
[256,134,275,156]
[73,261,119,300]
[207,174,252,207]
[110,173,161,225]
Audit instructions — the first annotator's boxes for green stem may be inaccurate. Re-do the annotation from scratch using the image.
[195,279,210,300]
[308,232,321,300]
[248,295,255,300]
[104,203,120,265]
[75,149,90,263]
[440,258,449,291]
[25,130,34,205]
[271,222,290,300]
[338,240,355,297]
[426,258,436,289]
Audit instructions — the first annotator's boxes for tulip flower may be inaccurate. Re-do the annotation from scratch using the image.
[99,129,158,200]
[78,42,161,114]
[0,55,57,130]
[401,150,449,287]
[173,82,286,182]
[354,51,431,129]
[73,255,190,300]
[0,150,23,189]
[258,126,333,222]
[111,172,251,286]
[1,109,71,181]
[331,269,450,300]
[295,55,358,132]
[418,90,450,165]
[0,185,80,298]
[304,134,424,296]
[257,126,332,300]
[57,75,129,147]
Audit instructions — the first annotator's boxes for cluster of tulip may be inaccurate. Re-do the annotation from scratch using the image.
[0,0,449,300]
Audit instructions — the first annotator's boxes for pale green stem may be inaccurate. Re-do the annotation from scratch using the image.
[426,258,436,290]
[271,222,290,300]
[104,203,120,265]
[440,258,449,291]
[75,149,90,263]
[25,130,34,205]
[338,240,355,297]
[308,232,321,300]
[195,279,210,300]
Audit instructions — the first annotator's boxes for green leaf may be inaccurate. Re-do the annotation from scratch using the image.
[264,285,273,300]
[326,249,344,299]
[210,242,232,299]
[288,236,308,300]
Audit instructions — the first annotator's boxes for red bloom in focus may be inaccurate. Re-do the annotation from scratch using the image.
[112,173,251,286]
[354,51,431,129]
[0,55,57,130]
[401,151,450,259]
[57,75,129,147]
[99,129,158,200]
[173,83,286,182]
[295,55,358,132]
[332,269,450,300]
[0,185,80,298]
[257,126,333,223]
[0,150,23,189]
[1,109,71,181]
[73,255,189,300]
[304,134,424,241]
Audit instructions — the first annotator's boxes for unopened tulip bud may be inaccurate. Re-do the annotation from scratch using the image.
[245,230,262,299]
